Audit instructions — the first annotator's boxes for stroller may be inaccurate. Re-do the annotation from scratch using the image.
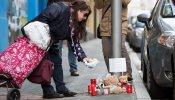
[0,21,52,100]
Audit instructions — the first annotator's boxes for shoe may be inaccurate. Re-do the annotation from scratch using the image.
[70,71,79,76]
[43,93,64,99]
[58,90,77,97]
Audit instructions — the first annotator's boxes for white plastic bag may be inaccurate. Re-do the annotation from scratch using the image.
[23,21,51,50]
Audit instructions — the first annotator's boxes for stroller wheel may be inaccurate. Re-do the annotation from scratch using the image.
[7,88,20,100]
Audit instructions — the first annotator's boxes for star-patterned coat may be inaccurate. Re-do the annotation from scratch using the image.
[21,2,86,62]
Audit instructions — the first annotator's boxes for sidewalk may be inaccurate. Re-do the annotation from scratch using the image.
[0,39,150,100]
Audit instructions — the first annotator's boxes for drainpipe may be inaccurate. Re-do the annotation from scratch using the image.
[112,0,121,58]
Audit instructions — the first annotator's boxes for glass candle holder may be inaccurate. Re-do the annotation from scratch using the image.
[127,84,133,93]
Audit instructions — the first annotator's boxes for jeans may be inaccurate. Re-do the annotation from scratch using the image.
[58,40,78,72]
[41,43,67,95]
[101,34,132,74]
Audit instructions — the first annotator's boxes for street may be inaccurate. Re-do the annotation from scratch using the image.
[0,39,151,100]
[0,0,173,100]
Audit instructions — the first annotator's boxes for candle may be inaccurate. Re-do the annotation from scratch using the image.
[90,79,97,96]
[91,79,96,84]
[91,83,97,96]
[88,85,91,94]
[127,84,132,93]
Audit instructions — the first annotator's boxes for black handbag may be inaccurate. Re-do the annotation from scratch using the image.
[97,24,101,39]
[97,4,111,39]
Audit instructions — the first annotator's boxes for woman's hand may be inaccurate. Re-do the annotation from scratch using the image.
[83,57,99,68]
[83,58,94,63]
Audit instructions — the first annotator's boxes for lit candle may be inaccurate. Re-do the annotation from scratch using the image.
[90,79,97,96]
[88,85,91,94]
[127,84,132,93]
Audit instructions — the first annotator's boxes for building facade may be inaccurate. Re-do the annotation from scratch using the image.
[0,0,47,52]
[0,0,97,52]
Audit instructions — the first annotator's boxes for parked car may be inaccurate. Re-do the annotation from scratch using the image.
[127,16,145,52]
[138,0,175,99]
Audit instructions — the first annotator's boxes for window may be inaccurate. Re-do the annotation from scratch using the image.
[161,0,175,18]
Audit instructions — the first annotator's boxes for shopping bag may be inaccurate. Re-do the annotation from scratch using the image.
[23,21,51,50]
[0,36,45,88]
[27,59,53,84]
[97,24,102,39]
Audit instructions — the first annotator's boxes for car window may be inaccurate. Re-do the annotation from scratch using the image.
[148,0,160,28]
[161,0,175,18]
[150,0,160,20]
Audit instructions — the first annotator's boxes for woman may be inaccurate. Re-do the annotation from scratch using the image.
[23,0,91,99]
[48,0,80,77]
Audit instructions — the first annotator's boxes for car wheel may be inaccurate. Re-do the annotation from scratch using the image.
[141,57,147,83]
[147,60,165,99]
[141,38,147,83]
[133,46,141,52]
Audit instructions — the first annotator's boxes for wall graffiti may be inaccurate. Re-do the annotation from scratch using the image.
[7,0,28,44]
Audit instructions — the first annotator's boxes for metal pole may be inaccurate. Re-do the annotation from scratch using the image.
[112,0,121,58]
[94,6,97,38]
